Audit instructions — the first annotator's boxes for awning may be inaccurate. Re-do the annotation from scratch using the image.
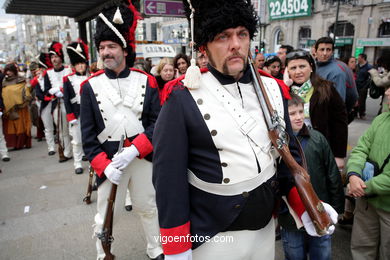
[3,0,119,22]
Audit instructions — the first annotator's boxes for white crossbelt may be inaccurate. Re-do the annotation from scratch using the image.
[188,160,275,196]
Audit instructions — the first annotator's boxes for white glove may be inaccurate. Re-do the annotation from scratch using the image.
[0,111,2,117]
[69,119,78,126]
[49,87,60,95]
[111,145,139,170]
[165,249,192,260]
[55,91,63,98]
[104,163,123,185]
[301,202,338,237]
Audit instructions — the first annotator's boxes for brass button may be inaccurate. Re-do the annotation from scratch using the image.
[140,102,143,105]
[138,118,142,121]
[217,148,223,151]
[221,162,228,167]
[204,114,210,120]
[142,85,145,88]
[211,130,217,136]
[100,109,104,112]
[197,98,203,105]
[223,178,230,184]
[234,204,241,209]
[242,192,249,198]
[95,93,98,97]
[108,136,112,139]
[97,101,101,104]
[104,118,107,121]
[142,93,145,97]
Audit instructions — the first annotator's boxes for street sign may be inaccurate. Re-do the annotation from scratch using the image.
[268,0,312,21]
[144,0,185,17]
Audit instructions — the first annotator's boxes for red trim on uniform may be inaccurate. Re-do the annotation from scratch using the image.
[79,70,105,94]
[30,77,39,87]
[63,72,75,83]
[258,69,291,99]
[130,68,158,89]
[131,133,153,158]
[124,138,132,147]
[66,113,76,122]
[91,152,112,177]
[287,186,306,218]
[44,95,54,101]
[160,221,192,255]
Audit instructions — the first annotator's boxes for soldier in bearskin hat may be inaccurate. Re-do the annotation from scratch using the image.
[152,0,338,259]
[40,42,72,161]
[63,40,90,174]
[79,1,163,259]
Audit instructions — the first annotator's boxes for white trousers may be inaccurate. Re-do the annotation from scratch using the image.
[94,158,162,260]
[69,122,83,169]
[40,102,55,152]
[193,218,275,260]
[52,99,72,158]
[0,119,8,157]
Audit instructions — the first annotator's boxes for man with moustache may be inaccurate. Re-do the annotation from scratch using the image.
[41,42,73,160]
[152,0,338,259]
[80,2,163,259]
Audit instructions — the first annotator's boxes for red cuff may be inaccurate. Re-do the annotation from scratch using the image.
[287,186,306,218]
[44,95,53,101]
[91,152,111,177]
[160,221,192,255]
[66,113,76,122]
[132,133,153,158]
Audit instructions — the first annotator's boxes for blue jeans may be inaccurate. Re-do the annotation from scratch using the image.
[281,228,332,260]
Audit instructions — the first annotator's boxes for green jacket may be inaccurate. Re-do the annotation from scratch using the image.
[279,125,345,230]
[347,112,390,212]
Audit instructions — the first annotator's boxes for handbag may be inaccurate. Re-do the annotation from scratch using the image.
[362,154,390,181]
[368,80,385,99]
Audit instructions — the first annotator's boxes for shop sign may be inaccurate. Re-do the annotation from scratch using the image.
[335,38,353,47]
[356,38,390,47]
[268,0,311,20]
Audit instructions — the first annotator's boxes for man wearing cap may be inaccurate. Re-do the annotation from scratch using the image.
[80,2,163,260]
[63,40,90,175]
[153,0,338,259]
[41,42,73,161]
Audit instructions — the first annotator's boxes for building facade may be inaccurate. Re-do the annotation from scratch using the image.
[264,0,390,62]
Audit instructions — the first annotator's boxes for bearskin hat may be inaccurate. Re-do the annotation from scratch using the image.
[49,41,64,62]
[67,40,89,66]
[183,0,258,50]
[94,1,140,67]
[37,53,53,69]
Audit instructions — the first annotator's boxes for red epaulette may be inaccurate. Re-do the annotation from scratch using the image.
[63,72,75,83]
[79,70,105,94]
[130,68,158,89]
[30,76,39,87]
[160,67,209,105]
[258,69,291,100]
[42,68,51,77]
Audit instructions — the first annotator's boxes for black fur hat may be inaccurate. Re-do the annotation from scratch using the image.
[183,0,258,50]
[94,1,139,67]
[49,41,64,62]
[37,53,53,69]
[67,40,89,66]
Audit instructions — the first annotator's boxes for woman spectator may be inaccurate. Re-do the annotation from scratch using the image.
[1,63,32,149]
[285,50,348,170]
[173,53,190,77]
[155,58,175,90]
[263,55,283,80]
[369,52,390,113]
[344,56,357,80]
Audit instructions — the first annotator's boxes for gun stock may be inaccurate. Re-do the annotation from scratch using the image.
[83,166,94,204]
[249,54,332,236]
[56,100,66,161]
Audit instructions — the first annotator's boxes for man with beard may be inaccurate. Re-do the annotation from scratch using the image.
[152,0,338,259]
[63,40,90,174]
[41,42,73,161]
[80,2,163,259]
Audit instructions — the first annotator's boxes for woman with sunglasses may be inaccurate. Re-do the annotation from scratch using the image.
[279,50,348,259]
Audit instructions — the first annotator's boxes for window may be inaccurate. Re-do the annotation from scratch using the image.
[329,21,354,37]
[298,27,311,49]
[378,21,390,37]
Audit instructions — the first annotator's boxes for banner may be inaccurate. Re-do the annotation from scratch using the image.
[268,0,312,20]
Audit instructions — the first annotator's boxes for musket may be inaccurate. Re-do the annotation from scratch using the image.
[83,166,95,204]
[248,53,332,236]
[97,135,124,260]
[56,99,66,162]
